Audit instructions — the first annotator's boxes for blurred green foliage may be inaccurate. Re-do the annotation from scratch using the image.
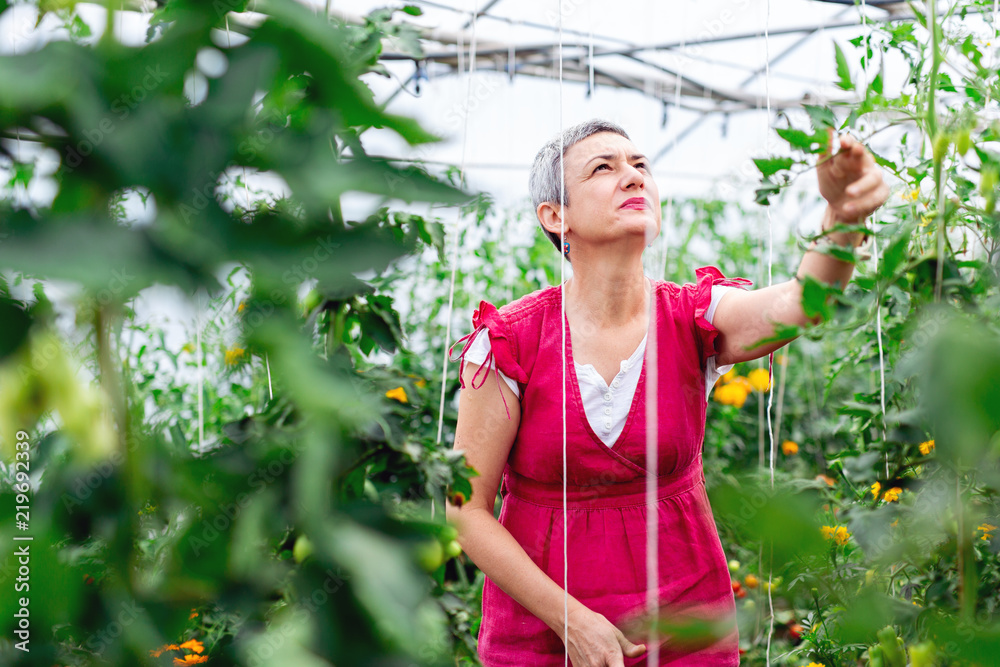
[0,1,477,665]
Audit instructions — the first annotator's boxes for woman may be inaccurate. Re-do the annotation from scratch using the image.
[446,119,888,666]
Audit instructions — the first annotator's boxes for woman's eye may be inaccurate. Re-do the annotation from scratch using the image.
[593,164,610,172]
[635,162,648,170]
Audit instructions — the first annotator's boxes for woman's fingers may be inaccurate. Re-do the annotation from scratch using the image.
[613,625,646,662]
[845,168,883,197]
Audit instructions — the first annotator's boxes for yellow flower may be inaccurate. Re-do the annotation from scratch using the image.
[237,300,246,313]
[181,343,195,354]
[713,382,748,408]
[871,481,881,499]
[717,367,737,386]
[978,523,997,541]
[890,518,899,527]
[747,368,771,392]
[821,525,851,545]
[919,439,935,455]
[904,188,920,201]
[385,386,408,404]
[224,347,245,365]
[781,440,799,455]
[883,487,902,503]
[803,663,826,667]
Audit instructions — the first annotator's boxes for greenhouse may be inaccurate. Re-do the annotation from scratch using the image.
[0,0,999,665]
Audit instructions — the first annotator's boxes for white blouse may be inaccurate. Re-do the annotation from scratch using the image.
[461,285,737,446]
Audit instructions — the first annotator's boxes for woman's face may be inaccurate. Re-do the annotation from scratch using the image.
[559,131,661,249]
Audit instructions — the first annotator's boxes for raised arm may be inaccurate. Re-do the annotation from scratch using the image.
[446,360,645,666]
[711,131,890,366]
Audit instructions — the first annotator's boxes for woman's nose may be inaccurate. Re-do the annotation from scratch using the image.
[622,165,644,189]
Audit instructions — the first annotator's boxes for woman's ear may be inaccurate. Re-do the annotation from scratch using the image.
[536,201,566,238]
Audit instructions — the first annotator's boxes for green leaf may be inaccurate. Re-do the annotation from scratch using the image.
[800,274,835,322]
[803,104,837,132]
[752,157,794,178]
[833,41,854,91]
[775,127,827,154]
[754,177,781,206]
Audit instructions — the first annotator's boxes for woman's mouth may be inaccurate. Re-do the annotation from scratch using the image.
[620,197,647,210]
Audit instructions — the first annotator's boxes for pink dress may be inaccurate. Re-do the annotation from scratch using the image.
[451,267,752,666]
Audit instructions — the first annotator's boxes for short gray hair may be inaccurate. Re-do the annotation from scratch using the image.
[529,119,630,252]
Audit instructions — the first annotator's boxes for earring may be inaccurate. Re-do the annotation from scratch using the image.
[563,241,570,257]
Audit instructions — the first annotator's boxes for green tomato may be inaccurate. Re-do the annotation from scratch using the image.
[444,540,463,558]
[932,132,950,162]
[908,640,937,667]
[440,524,459,543]
[956,129,971,155]
[728,559,740,573]
[293,535,314,563]
[877,626,906,667]
[415,540,444,572]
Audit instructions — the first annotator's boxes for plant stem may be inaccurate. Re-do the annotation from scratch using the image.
[927,0,942,141]
[927,0,949,302]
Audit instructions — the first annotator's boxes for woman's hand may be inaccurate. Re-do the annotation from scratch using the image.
[817,129,889,230]
[559,606,647,667]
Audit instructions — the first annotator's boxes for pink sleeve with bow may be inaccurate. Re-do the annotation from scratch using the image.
[448,300,529,420]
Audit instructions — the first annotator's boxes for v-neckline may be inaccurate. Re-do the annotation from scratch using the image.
[561,286,653,455]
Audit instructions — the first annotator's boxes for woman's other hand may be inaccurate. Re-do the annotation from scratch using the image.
[817,128,889,226]
[560,606,647,667]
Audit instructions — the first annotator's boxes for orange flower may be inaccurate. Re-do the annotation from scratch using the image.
[919,440,935,455]
[781,440,799,455]
[871,481,881,499]
[150,644,180,658]
[173,655,208,665]
[178,639,204,654]
[815,474,835,487]
[883,487,902,503]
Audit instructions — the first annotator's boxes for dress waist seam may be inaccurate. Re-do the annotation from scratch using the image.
[503,466,704,510]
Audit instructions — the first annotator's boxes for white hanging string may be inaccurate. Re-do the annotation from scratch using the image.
[763,0,777,662]
[557,2,569,664]
[434,1,477,521]
[857,0,886,478]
